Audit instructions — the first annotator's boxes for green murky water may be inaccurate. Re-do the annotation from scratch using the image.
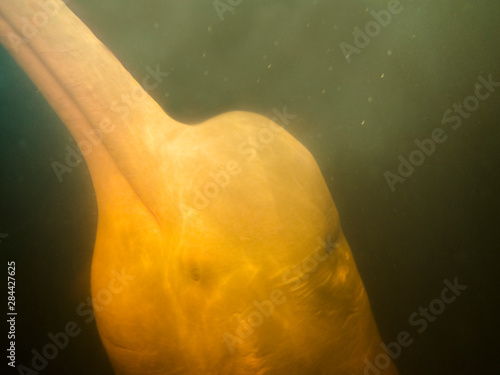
[1,1,499,374]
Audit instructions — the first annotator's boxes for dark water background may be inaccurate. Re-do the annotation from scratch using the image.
[1,0,499,374]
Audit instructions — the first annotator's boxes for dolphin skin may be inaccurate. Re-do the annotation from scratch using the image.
[0,1,398,374]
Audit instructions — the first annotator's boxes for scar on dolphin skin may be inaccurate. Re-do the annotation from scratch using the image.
[0,1,399,374]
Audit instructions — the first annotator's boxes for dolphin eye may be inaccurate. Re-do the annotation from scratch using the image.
[191,267,201,281]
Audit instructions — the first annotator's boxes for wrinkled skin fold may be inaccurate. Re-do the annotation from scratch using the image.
[0,1,398,374]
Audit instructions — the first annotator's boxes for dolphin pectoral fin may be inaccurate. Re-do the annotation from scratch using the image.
[0,0,185,223]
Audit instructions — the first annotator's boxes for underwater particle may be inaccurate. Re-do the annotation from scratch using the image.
[321,89,326,94]
[381,73,385,78]
[328,66,334,71]
[267,64,272,69]
[164,92,170,98]
[368,97,373,103]
[361,120,365,125]
[274,40,279,46]
[256,78,260,83]
[306,22,310,28]
[337,86,341,92]
[154,22,159,29]
[204,70,209,76]
[223,77,228,82]
[387,50,393,56]
[202,52,206,58]
[207,26,213,33]
[263,55,268,60]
